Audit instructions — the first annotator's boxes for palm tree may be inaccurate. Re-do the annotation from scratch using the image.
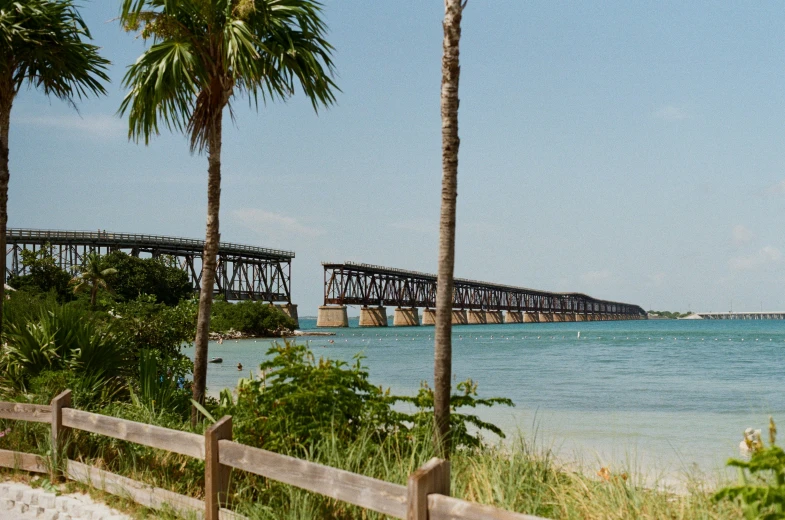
[0,0,110,333]
[119,0,338,425]
[71,252,118,308]
[434,0,464,459]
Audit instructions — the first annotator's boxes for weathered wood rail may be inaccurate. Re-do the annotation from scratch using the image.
[0,391,547,520]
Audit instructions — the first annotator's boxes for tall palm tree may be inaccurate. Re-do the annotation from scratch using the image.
[71,252,118,308]
[119,0,337,425]
[434,0,464,459]
[0,0,109,333]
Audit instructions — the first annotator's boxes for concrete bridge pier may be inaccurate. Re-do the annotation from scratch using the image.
[467,310,486,324]
[485,311,503,324]
[421,308,436,325]
[452,310,467,325]
[317,305,349,327]
[393,307,419,326]
[552,313,564,322]
[359,306,388,327]
[524,312,539,323]
[563,313,575,322]
[538,312,553,322]
[275,304,300,328]
[505,311,524,323]
[575,313,586,322]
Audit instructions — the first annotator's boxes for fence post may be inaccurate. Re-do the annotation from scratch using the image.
[205,415,232,520]
[50,390,72,480]
[407,457,450,520]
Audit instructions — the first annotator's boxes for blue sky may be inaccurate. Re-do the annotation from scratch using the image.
[8,1,785,314]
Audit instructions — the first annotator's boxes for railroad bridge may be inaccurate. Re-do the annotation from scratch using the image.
[318,262,646,327]
[5,228,298,324]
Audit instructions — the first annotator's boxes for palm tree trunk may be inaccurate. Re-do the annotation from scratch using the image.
[434,0,463,460]
[192,111,223,426]
[90,283,98,308]
[0,89,13,336]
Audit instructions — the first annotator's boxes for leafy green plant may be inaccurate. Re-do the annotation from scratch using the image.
[70,252,118,308]
[110,295,196,380]
[714,417,785,519]
[101,251,192,305]
[0,306,129,394]
[216,342,511,457]
[394,378,513,450]
[132,349,187,416]
[211,299,297,337]
[6,246,74,302]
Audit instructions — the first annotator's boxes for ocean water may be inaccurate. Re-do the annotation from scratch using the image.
[182,317,785,481]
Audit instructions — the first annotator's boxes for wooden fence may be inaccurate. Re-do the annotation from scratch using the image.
[0,391,546,520]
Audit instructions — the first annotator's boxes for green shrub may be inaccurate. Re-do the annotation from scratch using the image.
[210,299,297,336]
[714,418,785,519]
[101,251,192,305]
[0,305,129,394]
[215,342,510,457]
[109,295,197,382]
[6,247,73,302]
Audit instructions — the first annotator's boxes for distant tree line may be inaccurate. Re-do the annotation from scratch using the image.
[647,310,692,319]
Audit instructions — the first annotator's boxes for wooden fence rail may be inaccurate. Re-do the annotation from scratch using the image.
[0,392,546,520]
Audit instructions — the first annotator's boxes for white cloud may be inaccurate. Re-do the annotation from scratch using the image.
[731,224,754,245]
[581,269,612,285]
[231,209,323,240]
[653,105,688,121]
[765,180,785,196]
[15,113,125,138]
[729,246,782,271]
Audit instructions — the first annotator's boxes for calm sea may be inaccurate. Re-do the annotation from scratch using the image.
[182,317,785,481]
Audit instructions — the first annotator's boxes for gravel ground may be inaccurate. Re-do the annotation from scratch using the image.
[0,481,130,520]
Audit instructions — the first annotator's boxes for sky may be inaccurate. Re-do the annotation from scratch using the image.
[8,1,785,315]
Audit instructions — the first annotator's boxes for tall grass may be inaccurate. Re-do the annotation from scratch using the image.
[0,416,743,519]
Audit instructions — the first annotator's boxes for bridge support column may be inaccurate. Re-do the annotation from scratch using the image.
[538,312,553,322]
[467,310,486,324]
[421,308,436,325]
[317,305,349,328]
[393,307,419,326]
[505,311,523,323]
[552,313,564,322]
[524,311,539,323]
[359,306,388,327]
[452,310,467,325]
[276,304,299,329]
[563,313,575,322]
[485,311,503,324]
[575,313,586,322]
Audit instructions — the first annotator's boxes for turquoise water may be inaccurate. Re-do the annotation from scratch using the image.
[183,318,785,481]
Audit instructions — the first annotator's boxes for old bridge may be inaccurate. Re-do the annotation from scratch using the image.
[5,228,298,323]
[318,262,646,327]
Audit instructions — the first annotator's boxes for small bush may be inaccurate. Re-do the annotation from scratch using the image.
[210,299,297,337]
[714,417,785,519]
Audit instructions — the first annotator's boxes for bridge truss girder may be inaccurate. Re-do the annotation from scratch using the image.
[323,262,645,317]
[6,229,293,303]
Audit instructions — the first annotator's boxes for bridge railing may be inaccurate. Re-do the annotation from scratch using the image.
[0,392,545,520]
[7,228,295,260]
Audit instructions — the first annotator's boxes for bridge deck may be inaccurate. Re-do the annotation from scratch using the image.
[7,228,294,261]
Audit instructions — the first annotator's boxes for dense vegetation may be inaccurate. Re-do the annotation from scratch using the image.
[647,310,692,319]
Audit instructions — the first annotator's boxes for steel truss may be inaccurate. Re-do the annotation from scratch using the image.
[323,262,646,317]
[6,228,294,302]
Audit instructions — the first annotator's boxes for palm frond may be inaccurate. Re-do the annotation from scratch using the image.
[119,0,339,153]
[0,0,110,102]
